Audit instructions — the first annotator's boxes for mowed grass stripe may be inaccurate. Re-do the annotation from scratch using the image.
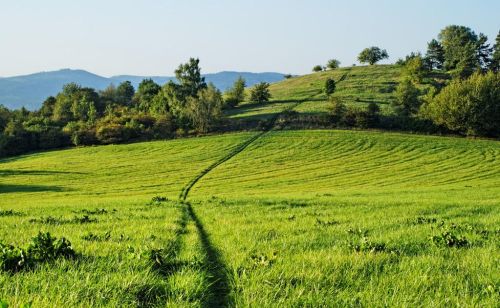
[191,130,500,198]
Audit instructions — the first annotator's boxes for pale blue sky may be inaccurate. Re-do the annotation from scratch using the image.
[1,0,499,77]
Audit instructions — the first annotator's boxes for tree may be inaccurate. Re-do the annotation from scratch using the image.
[116,81,135,105]
[175,58,207,98]
[186,84,223,133]
[436,25,489,78]
[393,78,420,115]
[133,79,161,111]
[490,31,500,72]
[312,65,323,72]
[477,33,492,69]
[250,82,271,103]
[423,71,500,136]
[403,55,427,83]
[358,47,389,65]
[326,59,341,70]
[328,96,346,123]
[224,76,246,107]
[425,39,445,70]
[324,78,336,96]
[40,96,57,118]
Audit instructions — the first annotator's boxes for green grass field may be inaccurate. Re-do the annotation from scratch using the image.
[226,65,403,121]
[1,127,499,306]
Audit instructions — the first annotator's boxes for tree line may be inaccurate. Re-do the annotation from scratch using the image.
[1,25,498,158]
[0,58,271,157]
[320,25,499,137]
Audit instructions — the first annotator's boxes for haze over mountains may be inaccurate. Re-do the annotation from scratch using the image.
[0,69,285,110]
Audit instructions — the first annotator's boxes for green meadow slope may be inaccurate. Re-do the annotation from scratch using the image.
[226,65,402,120]
[1,127,499,306]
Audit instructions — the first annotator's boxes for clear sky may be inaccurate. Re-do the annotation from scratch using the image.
[0,0,499,77]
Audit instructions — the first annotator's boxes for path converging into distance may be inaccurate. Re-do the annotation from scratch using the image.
[166,72,351,306]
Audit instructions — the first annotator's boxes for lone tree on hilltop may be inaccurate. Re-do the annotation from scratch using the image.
[358,47,389,65]
[326,59,341,70]
[312,65,324,72]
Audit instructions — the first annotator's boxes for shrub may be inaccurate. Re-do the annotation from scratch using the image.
[96,123,130,144]
[422,71,500,137]
[27,232,75,261]
[393,78,421,115]
[324,78,336,96]
[249,82,271,103]
[312,65,324,72]
[0,242,28,272]
[0,232,75,273]
[328,96,346,123]
[431,231,469,248]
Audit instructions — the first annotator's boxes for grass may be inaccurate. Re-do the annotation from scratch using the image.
[1,129,498,306]
[1,65,499,306]
[227,65,403,121]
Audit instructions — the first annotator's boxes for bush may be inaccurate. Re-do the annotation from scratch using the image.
[0,232,75,273]
[96,123,130,144]
[27,232,75,261]
[422,71,500,137]
[249,82,271,103]
[324,78,336,96]
[328,96,346,123]
[393,78,421,116]
[312,65,324,72]
[0,242,28,272]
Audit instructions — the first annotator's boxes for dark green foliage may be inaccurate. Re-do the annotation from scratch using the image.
[250,82,271,103]
[490,30,500,72]
[175,58,207,98]
[328,96,346,123]
[133,79,161,111]
[435,25,493,78]
[116,81,135,105]
[358,47,389,65]
[224,77,246,107]
[423,71,500,136]
[324,78,336,96]
[312,65,323,72]
[326,59,341,70]
[393,79,420,115]
[0,232,75,273]
[0,242,28,272]
[431,231,469,248]
[425,39,445,70]
[27,232,75,261]
[0,209,24,217]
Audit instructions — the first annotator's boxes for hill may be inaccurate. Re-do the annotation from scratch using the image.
[226,65,402,121]
[0,70,284,110]
[1,129,498,306]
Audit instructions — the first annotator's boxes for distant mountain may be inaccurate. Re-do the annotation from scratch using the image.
[0,69,285,110]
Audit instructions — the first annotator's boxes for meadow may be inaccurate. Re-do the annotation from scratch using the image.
[1,127,499,306]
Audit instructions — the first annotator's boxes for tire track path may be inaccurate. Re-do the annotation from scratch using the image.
[173,70,350,307]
